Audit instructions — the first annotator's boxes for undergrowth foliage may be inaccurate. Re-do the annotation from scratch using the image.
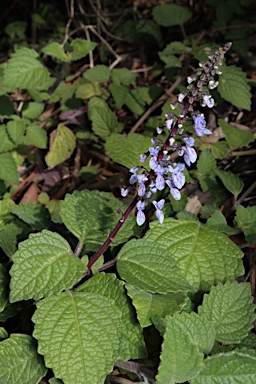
[0,1,256,384]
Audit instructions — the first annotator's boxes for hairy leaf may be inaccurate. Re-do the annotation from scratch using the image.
[45,124,76,167]
[0,153,19,183]
[24,124,47,149]
[11,202,51,230]
[215,169,244,197]
[22,102,45,119]
[83,65,111,82]
[218,119,254,149]
[7,120,26,145]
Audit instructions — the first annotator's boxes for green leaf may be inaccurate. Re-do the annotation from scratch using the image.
[215,169,244,197]
[33,291,123,384]
[0,327,8,340]
[218,65,251,110]
[160,41,191,55]
[75,81,103,99]
[0,153,18,183]
[109,83,129,109]
[144,218,244,292]
[9,230,85,302]
[0,124,16,152]
[234,205,256,245]
[206,210,235,234]
[0,220,25,258]
[88,97,122,137]
[198,281,256,343]
[0,264,8,312]
[0,301,25,322]
[7,120,26,145]
[111,68,137,85]
[76,273,147,360]
[0,198,15,227]
[83,65,111,82]
[22,102,45,119]
[3,47,51,90]
[11,202,51,230]
[156,316,204,384]
[105,133,151,169]
[153,4,192,26]
[49,378,64,384]
[117,239,191,294]
[69,38,97,61]
[158,53,182,68]
[60,190,134,251]
[41,42,68,62]
[0,95,15,117]
[191,351,256,384]
[126,284,188,327]
[24,124,47,149]
[211,141,230,159]
[45,124,76,167]
[218,118,254,149]
[0,334,47,384]
[197,149,216,174]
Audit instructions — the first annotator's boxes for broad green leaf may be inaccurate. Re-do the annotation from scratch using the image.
[0,220,25,258]
[22,102,45,119]
[0,334,47,384]
[109,83,129,109]
[45,124,76,167]
[0,327,8,340]
[206,210,235,234]
[156,316,204,384]
[215,169,244,197]
[0,198,15,227]
[60,190,134,251]
[0,124,16,152]
[198,281,256,343]
[191,351,256,384]
[126,284,188,327]
[11,202,51,230]
[49,378,64,384]
[125,90,146,115]
[0,95,15,116]
[158,53,182,68]
[117,239,191,294]
[0,264,8,312]
[105,133,151,169]
[7,120,26,145]
[83,65,111,82]
[211,141,230,159]
[24,124,47,148]
[160,41,191,55]
[218,118,254,149]
[42,42,68,62]
[144,218,244,292]
[33,291,122,384]
[197,149,216,174]
[69,38,97,61]
[3,47,51,90]
[88,97,122,137]
[75,81,103,99]
[0,301,26,322]
[111,68,137,85]
[218,65,251,110]
[9,230,85,302]
[235,205,256,245]
[0,153,18,183]
[153,4,192,26]
[76,273,147,359]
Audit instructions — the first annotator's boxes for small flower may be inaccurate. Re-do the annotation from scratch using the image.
[121,188,129,197]
[170,164,185,189]
[193,115,212,137]
[136,200,146,226]
[156,127,163,134]
[166,179,181,200]
[129,166,141,184]
[139,154,147,163]
[166,119,173,130]
[202,94,214,108]
[153,199,165,224]
[183,137,197,166]
[137,174,148,197]
[149,147,159,156]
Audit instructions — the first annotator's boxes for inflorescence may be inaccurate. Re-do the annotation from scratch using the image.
[121,42,232,226]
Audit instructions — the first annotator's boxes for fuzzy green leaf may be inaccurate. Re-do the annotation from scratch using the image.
[60,189,134,251]
[126,284,188,327]
[24,124,47,149]
[0,327,8,340]
[41,42,68,61]
[210,141,230,159]
[198,281,256,343]
[22,102,45,119]
[117,239,191,294]
[153,4,192,26]
[218,119,254,149]
[191,351,256,384]
[215,169,244,197]
[45,124,76,167]
[0,153,19,183]
[105,133,151,169]
[218,65,251,110]
[206,210,235,234]
[76,273,147,359]
[235,205,256,245]
[111,68,137,85]
[11,202,51,230]
[69,39,97,61]
[0,264,8,312]
[3,47,51,90]
[9,230,85,302]
[109,83,129,109]
[0,124,16,152]
[197,149,216,174]
[83,65,111,82]
[156,316,204,384]
[33,291,123,384]
[144,218,244,292]
[7,120,26,145]
[0,334,47,384]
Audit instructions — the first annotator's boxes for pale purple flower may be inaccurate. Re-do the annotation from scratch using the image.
[170,164,185,189]
[166,119,173,130]
[121,188,129,197]
[139,154,147,163]
[153,199,165,224]
[129,166,140,184]
[149,147,159,156]
[137,175,148,197]
[193,115,212,137]
[166,179,181,200]
[136,200,146,226]
[183,137,197,166]
[156,174,165,190]
[202,94,214,108]
[149,156,158,171]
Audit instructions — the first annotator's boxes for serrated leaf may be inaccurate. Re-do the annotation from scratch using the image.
[22,102,45,119]
[105,133,151,169]
[156,316,204,384]
[111,68,137,85]
[125,90,145,115]
[218,65,251,110]
[0,264,8,312]
[235,205,256,245]
[24,124,47,148]
[83,65,111,82]
[153,4,192,26]
[0,220,25,258]
[109,83,129,109]
[75,81,103,99]
[76,273,147,359]
[211,141,230,159]
[215,169,244,197]
[117,239,191,294]
[0,198,15,226]
[3,47,51,90]
[9,230,85,302]
[41,42,68,62]
[60,190,134,251]
[0,153,18,183]
[0,124,16,152]
[126,284,188,328]
[11,202,51,230]
[0,334,47,384]
[88,97,121,137]
[198,281,256,343]
[7,120,25,145]
[197,149,216,174]
[218,118,254,149]
[69,38,97,61]
[191,351,256,384]
[206,210,235,234]
[33,291,122,384]
[45,124,76,167]
[144,218,244,292]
